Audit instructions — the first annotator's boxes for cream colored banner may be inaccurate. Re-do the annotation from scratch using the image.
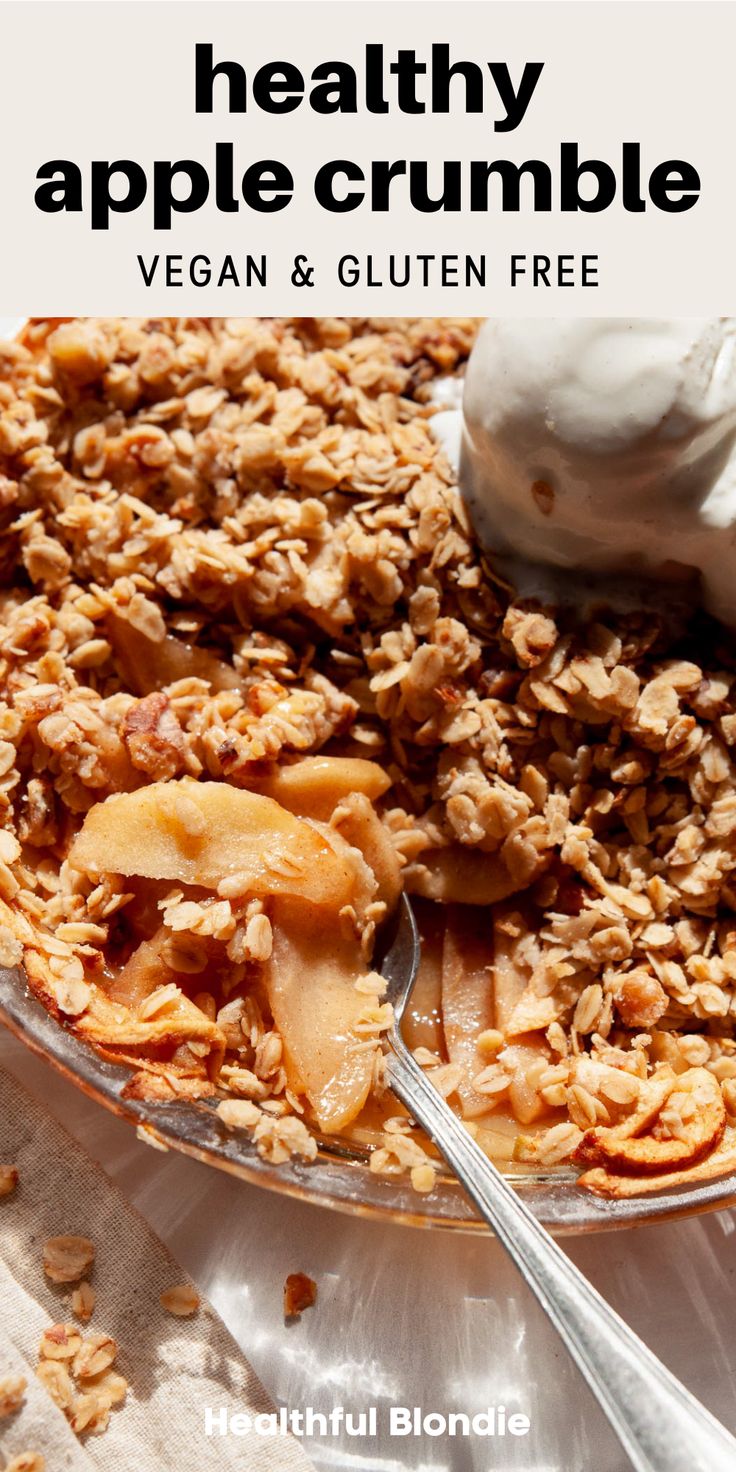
[0,0,732,312]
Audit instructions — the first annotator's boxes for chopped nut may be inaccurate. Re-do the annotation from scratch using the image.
[121,692,186,782]
[5,1454,45,1472]
[43,1235,95,1284]
[0,1374,26,1417]
[614,970,668,1029]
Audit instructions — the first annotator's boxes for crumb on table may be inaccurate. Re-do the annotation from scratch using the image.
[284,1272,317,1318]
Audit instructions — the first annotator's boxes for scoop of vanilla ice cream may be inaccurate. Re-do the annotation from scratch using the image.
[456,318,736,625]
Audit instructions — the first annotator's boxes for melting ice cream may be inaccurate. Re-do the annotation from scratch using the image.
[434,318,736,625]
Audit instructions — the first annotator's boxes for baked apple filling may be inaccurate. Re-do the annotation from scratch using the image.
[66,766,398,1134]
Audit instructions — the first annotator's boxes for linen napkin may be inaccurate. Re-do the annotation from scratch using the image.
[0,1064,315,1472]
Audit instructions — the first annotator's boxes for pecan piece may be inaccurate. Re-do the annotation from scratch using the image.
[121,693,186,782]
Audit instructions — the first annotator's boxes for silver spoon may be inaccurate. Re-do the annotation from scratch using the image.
[379,895,736,1472]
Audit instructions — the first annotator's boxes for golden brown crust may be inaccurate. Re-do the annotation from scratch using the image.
[576,1068,727,1183]
[578,1127,736,1198]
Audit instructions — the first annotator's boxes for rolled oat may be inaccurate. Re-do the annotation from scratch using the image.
[160,1284,200,1318]
[4,317,736,1199]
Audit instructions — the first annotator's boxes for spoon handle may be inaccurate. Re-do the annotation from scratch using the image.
[384,1036,736,1472]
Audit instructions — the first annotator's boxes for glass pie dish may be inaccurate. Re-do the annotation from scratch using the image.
[4,961,736,1234]
[3,315,736,1235]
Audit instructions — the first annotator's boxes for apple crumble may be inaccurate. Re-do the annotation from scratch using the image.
[2,316,736,1199]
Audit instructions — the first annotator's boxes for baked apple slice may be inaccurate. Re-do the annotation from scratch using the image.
[265,897,380,1132]
[329,791,402,910]
[69,779,358,907]
[441,907,496,1119]
[109,612,240,693]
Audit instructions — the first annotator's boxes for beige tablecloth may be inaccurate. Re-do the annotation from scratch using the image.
[0,1065,314,1472]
